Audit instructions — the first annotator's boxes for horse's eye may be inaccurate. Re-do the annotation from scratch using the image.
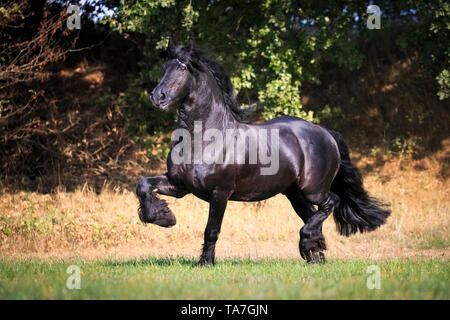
[179,64,187,71]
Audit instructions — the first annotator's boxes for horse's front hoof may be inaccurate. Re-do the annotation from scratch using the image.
[138,193,176,227]
[192,258,214,267]
[306,251,326,264]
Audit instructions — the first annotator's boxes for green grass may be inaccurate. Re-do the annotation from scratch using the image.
[0,257,448,299]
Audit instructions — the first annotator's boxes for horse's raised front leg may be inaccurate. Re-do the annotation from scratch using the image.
[299,192,339,263]
[285,187,316,224]
[194,191,230,267]
[136,174,188,227]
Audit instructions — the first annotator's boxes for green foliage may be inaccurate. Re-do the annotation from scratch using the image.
[436,69,449,100]
[316,105,348,128]
[104,1,365,149]
[393,0,449,100]
[103,0,449,157]
[0,99,9,115]
[381,135,418,158]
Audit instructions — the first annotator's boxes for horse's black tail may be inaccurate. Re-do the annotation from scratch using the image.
[328,130,391,236]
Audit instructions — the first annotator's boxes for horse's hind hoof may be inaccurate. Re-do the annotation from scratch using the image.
[318,251,326,263]
[307,251,326,264]
[138,192,176,228]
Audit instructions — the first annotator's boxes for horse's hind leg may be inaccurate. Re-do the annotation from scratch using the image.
[285,187,316,224]
[285,188,326,263]
[136,174,188,227]
[299,192,340,263]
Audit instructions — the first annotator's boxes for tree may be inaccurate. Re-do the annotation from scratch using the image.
[0,0,77,181]
[104,0,448,153]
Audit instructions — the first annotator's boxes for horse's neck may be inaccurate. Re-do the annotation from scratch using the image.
[177,74,239,132]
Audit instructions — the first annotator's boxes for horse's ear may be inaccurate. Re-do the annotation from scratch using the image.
[168,37,176,57]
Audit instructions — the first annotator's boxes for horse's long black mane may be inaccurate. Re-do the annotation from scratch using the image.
[169,43,249,122]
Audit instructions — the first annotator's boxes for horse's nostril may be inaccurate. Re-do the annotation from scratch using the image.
[160,91,166,101]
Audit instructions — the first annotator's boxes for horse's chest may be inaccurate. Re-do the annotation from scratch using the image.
[168,163,194,187]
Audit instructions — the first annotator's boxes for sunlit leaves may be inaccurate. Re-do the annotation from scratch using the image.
[104,0,448,152]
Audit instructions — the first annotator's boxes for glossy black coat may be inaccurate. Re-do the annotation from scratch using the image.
[137,40,390,265]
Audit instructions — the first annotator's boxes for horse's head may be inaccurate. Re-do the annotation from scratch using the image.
[150,38,198,112]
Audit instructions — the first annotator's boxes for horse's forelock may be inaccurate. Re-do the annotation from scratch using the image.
[169,45,248,122]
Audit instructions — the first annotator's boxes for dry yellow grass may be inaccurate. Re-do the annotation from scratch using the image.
[0,150,449,262]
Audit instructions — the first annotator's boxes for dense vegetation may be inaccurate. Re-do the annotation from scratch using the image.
[106,0,449,138]
[0,0,448,190]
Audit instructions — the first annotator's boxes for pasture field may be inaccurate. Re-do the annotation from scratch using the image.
[0,257,448,299]
[0,151,449,299]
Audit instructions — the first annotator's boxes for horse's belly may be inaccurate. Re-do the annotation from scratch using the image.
[229,190,281,202]
[230,181,293,201]
[230,164,298,201]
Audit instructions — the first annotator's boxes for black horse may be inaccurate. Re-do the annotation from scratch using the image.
[136,39,390,265]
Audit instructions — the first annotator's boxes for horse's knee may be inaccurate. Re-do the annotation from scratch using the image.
[204,229,220,243]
